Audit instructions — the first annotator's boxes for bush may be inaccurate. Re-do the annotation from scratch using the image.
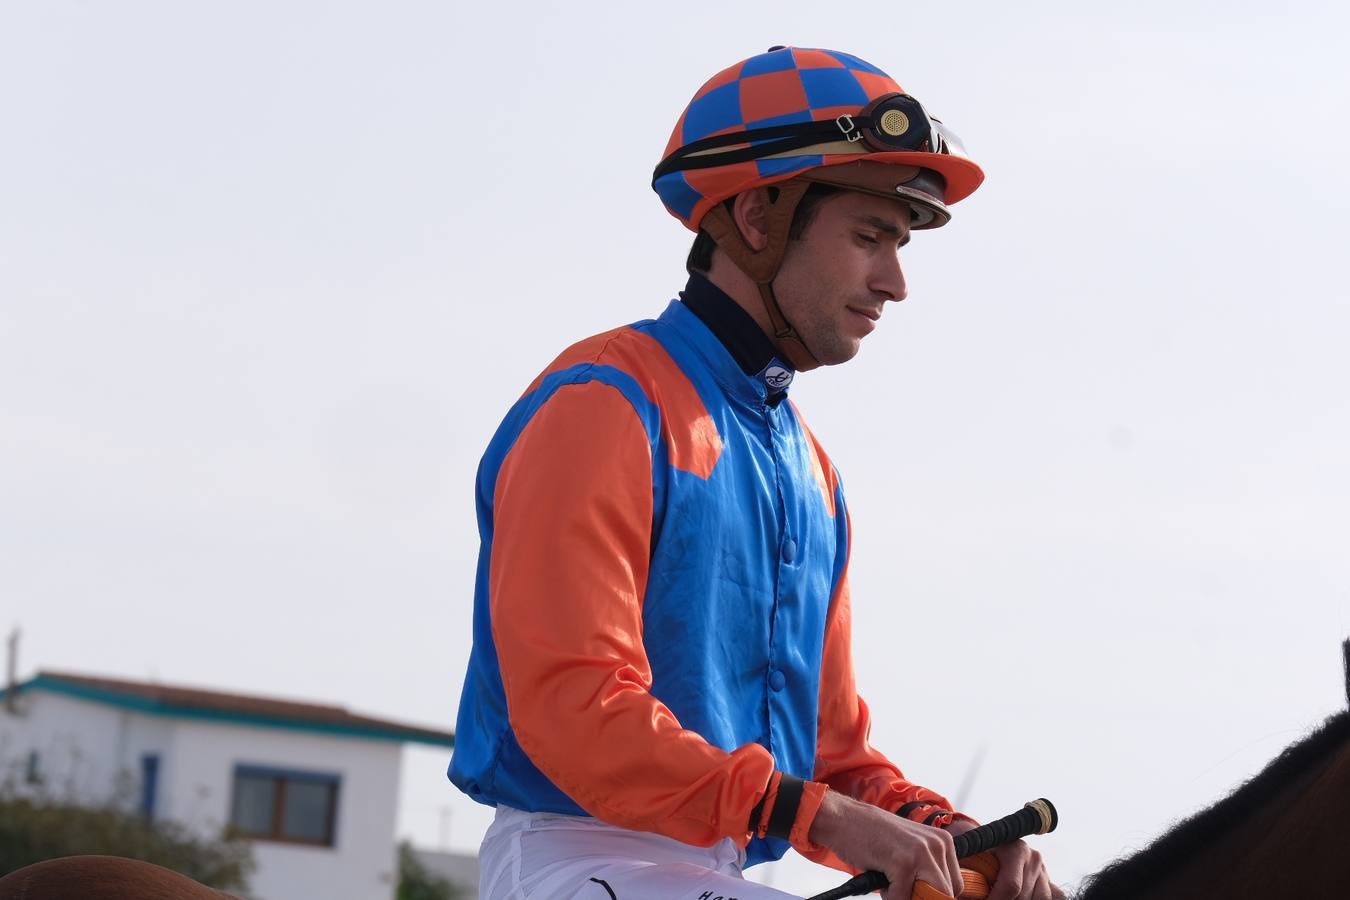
[395,841,468,900]
[0,794,254,890]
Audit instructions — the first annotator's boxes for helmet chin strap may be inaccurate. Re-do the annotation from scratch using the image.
[754,281,820,372]
[698,181,823,373]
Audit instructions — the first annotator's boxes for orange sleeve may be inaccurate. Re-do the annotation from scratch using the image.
[489,380,776,845]
[801,511,973,869]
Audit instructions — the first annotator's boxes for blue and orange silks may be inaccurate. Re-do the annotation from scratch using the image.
[449,297,959,868]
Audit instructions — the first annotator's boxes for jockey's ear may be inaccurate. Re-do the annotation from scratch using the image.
[731,188,774,252]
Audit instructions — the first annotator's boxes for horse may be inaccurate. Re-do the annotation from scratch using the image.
[1073,706,1350,900]
[0,854,239,899]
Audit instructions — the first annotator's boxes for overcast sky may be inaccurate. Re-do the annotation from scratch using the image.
[3,1,1348,894]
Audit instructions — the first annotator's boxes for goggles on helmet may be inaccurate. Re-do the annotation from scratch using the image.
[652,92,967,182]
[839,93,968,158]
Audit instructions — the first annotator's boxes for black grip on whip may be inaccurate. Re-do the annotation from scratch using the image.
[953,798,1058,859]
[804,799,1058,900]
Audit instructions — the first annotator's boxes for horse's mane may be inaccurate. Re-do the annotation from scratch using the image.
[1075,708,1350,900]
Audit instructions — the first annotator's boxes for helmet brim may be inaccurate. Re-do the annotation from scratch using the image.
[820,151,985,206]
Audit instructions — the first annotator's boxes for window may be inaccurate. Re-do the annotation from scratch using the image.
[229,765,340,846]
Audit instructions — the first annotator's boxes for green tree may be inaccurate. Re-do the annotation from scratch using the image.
[395,841,468,900]
[0,794,253,889]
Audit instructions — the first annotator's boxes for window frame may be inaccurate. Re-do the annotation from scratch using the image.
[140,753,159,821]
[228,763,341,848]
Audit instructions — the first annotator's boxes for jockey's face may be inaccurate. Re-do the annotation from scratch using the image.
[773,190,911,366]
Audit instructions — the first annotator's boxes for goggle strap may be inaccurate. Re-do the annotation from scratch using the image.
[654,122,844,181]
[671,120,840,157]
[654,110,942,183]
[654,132,846,180]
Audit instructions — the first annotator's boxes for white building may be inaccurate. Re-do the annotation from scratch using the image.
[0,670,457,900]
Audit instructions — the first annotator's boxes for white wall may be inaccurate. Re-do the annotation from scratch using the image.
[171,718,404,900]
[1,691,409,900]
[0,692,174,810]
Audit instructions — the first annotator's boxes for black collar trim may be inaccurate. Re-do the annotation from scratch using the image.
[679,274,784,378]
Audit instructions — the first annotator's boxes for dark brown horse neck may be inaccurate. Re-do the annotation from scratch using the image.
[1077,709,1350,900]
[0,855,240,900]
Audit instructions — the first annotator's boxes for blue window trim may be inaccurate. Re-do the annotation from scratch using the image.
[140,754,159,820]
[234,763,341,786]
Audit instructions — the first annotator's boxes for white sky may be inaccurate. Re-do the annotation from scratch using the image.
[3,1,1348,894]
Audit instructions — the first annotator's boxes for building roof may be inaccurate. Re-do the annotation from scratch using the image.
[6,670,454,748]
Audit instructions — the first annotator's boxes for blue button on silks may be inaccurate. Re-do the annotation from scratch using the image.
[782,539,796,563]
[769,670,786,692]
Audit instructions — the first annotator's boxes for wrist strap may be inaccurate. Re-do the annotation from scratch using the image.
[896,801,956,828]
[766,774,806,840]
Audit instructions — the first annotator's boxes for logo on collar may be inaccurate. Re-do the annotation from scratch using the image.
[760,360,794,391]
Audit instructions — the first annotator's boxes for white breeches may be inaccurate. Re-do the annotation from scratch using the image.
[478,806,801,900]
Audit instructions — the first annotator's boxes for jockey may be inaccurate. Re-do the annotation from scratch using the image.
[449,46,1060,900]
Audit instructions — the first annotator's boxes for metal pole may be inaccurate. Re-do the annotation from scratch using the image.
[1341,637,1348,708]
[5,627,18,714]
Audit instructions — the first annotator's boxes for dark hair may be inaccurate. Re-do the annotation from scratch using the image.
[686,183,841,275]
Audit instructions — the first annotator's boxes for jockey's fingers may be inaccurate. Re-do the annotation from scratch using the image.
[1028,865,1052,900]
[883,879,921,900]
[905,832,958,900]
[918,825,961,895]
[1014,848,1049,900]
[1026,849,1049,900]
[927,825,961,895]
[880,864,935,900]
[988,850,1024,900]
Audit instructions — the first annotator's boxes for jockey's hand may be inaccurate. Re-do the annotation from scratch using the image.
[944,820,1065,900]
[808,790,963,900]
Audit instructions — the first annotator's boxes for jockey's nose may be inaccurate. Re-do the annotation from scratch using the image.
[873,247,907,303]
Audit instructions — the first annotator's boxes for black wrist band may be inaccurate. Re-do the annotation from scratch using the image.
[766,774,806,840]
[896,801,930,819]
[748,793,768,833]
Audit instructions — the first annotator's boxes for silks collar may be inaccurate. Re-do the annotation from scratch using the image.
[679,273,795,403]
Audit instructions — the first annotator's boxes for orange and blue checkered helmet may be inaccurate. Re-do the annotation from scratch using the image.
[653,46,985,232]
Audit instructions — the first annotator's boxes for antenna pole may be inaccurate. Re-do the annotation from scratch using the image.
[1342,637,1349,708]
[5,627,19,714]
